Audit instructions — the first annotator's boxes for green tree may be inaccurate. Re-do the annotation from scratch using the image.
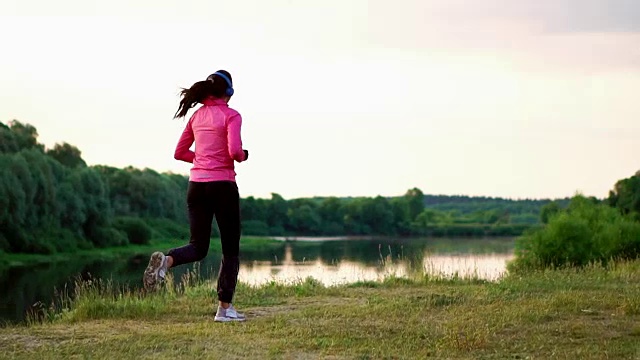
[512,195,640,271]
[0,120,44,153]
[318,197,343,224]
[0,154,28,251]
[540,201,561,224]
[390,197,411,235]
[241,196,268,223]
[414,209,446,227]
[46,142,87,168]
[342,198,371,235]
[287,200,321,234]
[267,193,288,232]
[95,166,188,222]
[57,180,86,232]
[72,167,115,247]
[608,170,640,217]
[0,122,18,153]
[404,188,425,221]
[113,217,152,244]
[318,197,345,235]
[361,196,395,235]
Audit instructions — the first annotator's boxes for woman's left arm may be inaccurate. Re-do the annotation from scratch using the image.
[227,113,247,163]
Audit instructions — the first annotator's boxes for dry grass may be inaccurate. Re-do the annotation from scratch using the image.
[1,261,639,359]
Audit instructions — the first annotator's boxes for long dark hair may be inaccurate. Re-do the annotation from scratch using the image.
[174,70,233,118]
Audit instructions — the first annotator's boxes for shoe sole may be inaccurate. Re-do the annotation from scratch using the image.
[143,252,164,291]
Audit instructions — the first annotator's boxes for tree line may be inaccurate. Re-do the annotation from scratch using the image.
[239,191,546,238]
[1,120,638,255]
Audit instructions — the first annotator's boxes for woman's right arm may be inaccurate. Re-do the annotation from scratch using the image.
[174,120,195,163]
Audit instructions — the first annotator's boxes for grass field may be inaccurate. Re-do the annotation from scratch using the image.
[1,259,639,359]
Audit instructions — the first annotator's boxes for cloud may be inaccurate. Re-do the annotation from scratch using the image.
[407,0,640,33]
[357,0,640,73]
[495,0,640,33]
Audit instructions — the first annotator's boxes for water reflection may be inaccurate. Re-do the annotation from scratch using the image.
[423,254,514,281]
[0,237,515,322]
[239,243,513,286]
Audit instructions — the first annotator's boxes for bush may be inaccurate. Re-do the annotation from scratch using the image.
[113,217,152,245]
[323,222,345,235]
[487,224,537,237]
[143,218,189,240]
[510,195,640,272]
[242,220,270,236]
[34,228,90,252]
[7,228,56,254]
[0,233,9,252]
[430,224,486,237]
[23,238,57,254]
[90,227,128,248]
[268,225,286,236]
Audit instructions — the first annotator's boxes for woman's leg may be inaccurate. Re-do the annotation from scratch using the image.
[211,181,241,305]
[167,182,215,266]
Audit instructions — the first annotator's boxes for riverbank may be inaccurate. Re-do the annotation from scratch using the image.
[0,235,516,268]
[0,237,284,268]
[1,260,638,359]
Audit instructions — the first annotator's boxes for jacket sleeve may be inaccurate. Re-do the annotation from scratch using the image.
[174,119,195,163]
[227,113,247,162]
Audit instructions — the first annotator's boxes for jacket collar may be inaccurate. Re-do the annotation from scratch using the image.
[202,97,228,106]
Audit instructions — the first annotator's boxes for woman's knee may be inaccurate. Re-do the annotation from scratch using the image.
[194,245,209,261]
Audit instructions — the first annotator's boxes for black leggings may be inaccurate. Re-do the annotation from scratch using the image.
[168,181,241,303]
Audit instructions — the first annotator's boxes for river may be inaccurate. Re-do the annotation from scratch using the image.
[0,237,515,323]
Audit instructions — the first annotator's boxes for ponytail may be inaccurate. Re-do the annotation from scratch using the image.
[174,81,213,118]
[174,70,234,118]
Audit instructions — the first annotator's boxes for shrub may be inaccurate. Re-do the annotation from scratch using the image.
[0,233,9,252]
[510,195,640,272]
[34,228,91,252]
[323,221,345,235]
[113,217,152,245]
[143,218,189,240]
[23,238,57,254]
[242,220,270,236]
[268,225,286,236]
[91,227,129,248]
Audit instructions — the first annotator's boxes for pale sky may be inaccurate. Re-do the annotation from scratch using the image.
[1,0,639,200]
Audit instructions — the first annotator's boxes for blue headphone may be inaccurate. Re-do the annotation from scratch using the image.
[207,71,234,97]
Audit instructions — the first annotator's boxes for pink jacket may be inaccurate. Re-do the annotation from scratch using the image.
[174,97,247,182]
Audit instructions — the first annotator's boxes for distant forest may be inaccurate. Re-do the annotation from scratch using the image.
[2,120,637,255]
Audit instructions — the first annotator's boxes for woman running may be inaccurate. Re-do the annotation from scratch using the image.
[144,70,248,322]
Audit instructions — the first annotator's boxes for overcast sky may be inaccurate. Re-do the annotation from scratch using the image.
[1,0,638,199]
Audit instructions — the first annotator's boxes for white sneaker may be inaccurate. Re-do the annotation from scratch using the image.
[214,304,246,322]
[143,252,168,291]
